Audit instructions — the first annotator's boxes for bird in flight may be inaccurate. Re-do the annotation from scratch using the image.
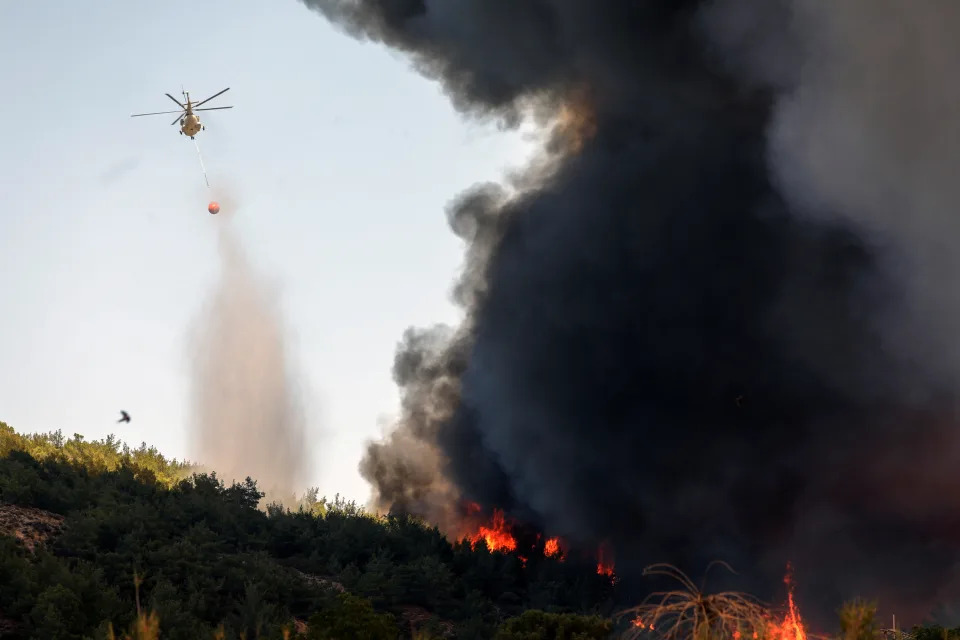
[118,410,131,423]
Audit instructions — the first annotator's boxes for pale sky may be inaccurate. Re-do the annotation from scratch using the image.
[0,0,537,504]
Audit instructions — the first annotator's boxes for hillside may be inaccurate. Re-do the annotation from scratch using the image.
[3,421,960,640]
[0,422,622,639]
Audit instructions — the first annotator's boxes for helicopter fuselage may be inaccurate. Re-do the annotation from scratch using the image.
[131,87,228,140]
[179,112,202,138]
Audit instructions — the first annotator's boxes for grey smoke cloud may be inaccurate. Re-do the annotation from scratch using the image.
[768,1,960,390]
[701,0,960,389]
[303,0,960,626]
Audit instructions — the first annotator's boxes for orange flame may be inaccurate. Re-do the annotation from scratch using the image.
[773,564,806,640]
[466,508,517,552]
[460,502,569,564]
[544,537,561,557]
[632,617,655,630]
[596,541,615,577]
[628,564,808,640]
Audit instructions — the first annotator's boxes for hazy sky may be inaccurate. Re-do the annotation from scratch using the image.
[0,0,537,504]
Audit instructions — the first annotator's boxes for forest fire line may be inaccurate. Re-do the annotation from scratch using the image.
[629,563,809,640]
[457,501,612,577]
[596,540,615,578]
[778,565,806,640]
[466,508,517,553]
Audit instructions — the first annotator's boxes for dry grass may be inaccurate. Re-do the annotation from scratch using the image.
[104,572,304,640]
[107,612,297,640]
[616,562,792,640]
[106,610,160,640]
[107,572,159,640]
[837,599,880,640]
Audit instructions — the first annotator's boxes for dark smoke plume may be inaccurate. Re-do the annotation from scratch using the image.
[300,0,960,627]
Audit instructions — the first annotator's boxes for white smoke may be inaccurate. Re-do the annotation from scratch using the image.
[186,202,311,507]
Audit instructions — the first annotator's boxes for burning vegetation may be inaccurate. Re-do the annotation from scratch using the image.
[457,501,828,640]
[460,500,619,580]
[622,563,813,640]
[465,505,517,553]
[455,498,829,640]
[6,422,958,638]
[597,541,617,579]
[301,0,960,627]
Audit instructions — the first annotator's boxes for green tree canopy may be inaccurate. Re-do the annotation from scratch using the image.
[494,610,613,640]
[306,592,398,639]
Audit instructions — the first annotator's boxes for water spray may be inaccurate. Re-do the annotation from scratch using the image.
[193,138,210,188]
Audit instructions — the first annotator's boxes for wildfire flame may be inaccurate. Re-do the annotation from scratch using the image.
[466,508,517,552]
[459,502,573,568]
[774,564,806,640]
[544,537,561,557]
[596,540,615,577]
[626,562,809,640]
[632,618,655,630]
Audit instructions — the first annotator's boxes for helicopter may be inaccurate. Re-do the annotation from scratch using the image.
[131,87,233,139]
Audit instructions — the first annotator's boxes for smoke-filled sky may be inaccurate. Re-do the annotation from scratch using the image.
[0,0,535,500]
[300,0,960,628]
[7,0,960,628]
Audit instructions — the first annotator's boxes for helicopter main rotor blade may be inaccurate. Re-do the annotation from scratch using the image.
[193,87,230,108]
[131,109,184,117]
[171,113,183,125]
[165,93,186,108]
[195,106,234,112]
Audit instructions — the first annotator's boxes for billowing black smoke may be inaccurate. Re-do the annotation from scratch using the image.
[300,0,960,627]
